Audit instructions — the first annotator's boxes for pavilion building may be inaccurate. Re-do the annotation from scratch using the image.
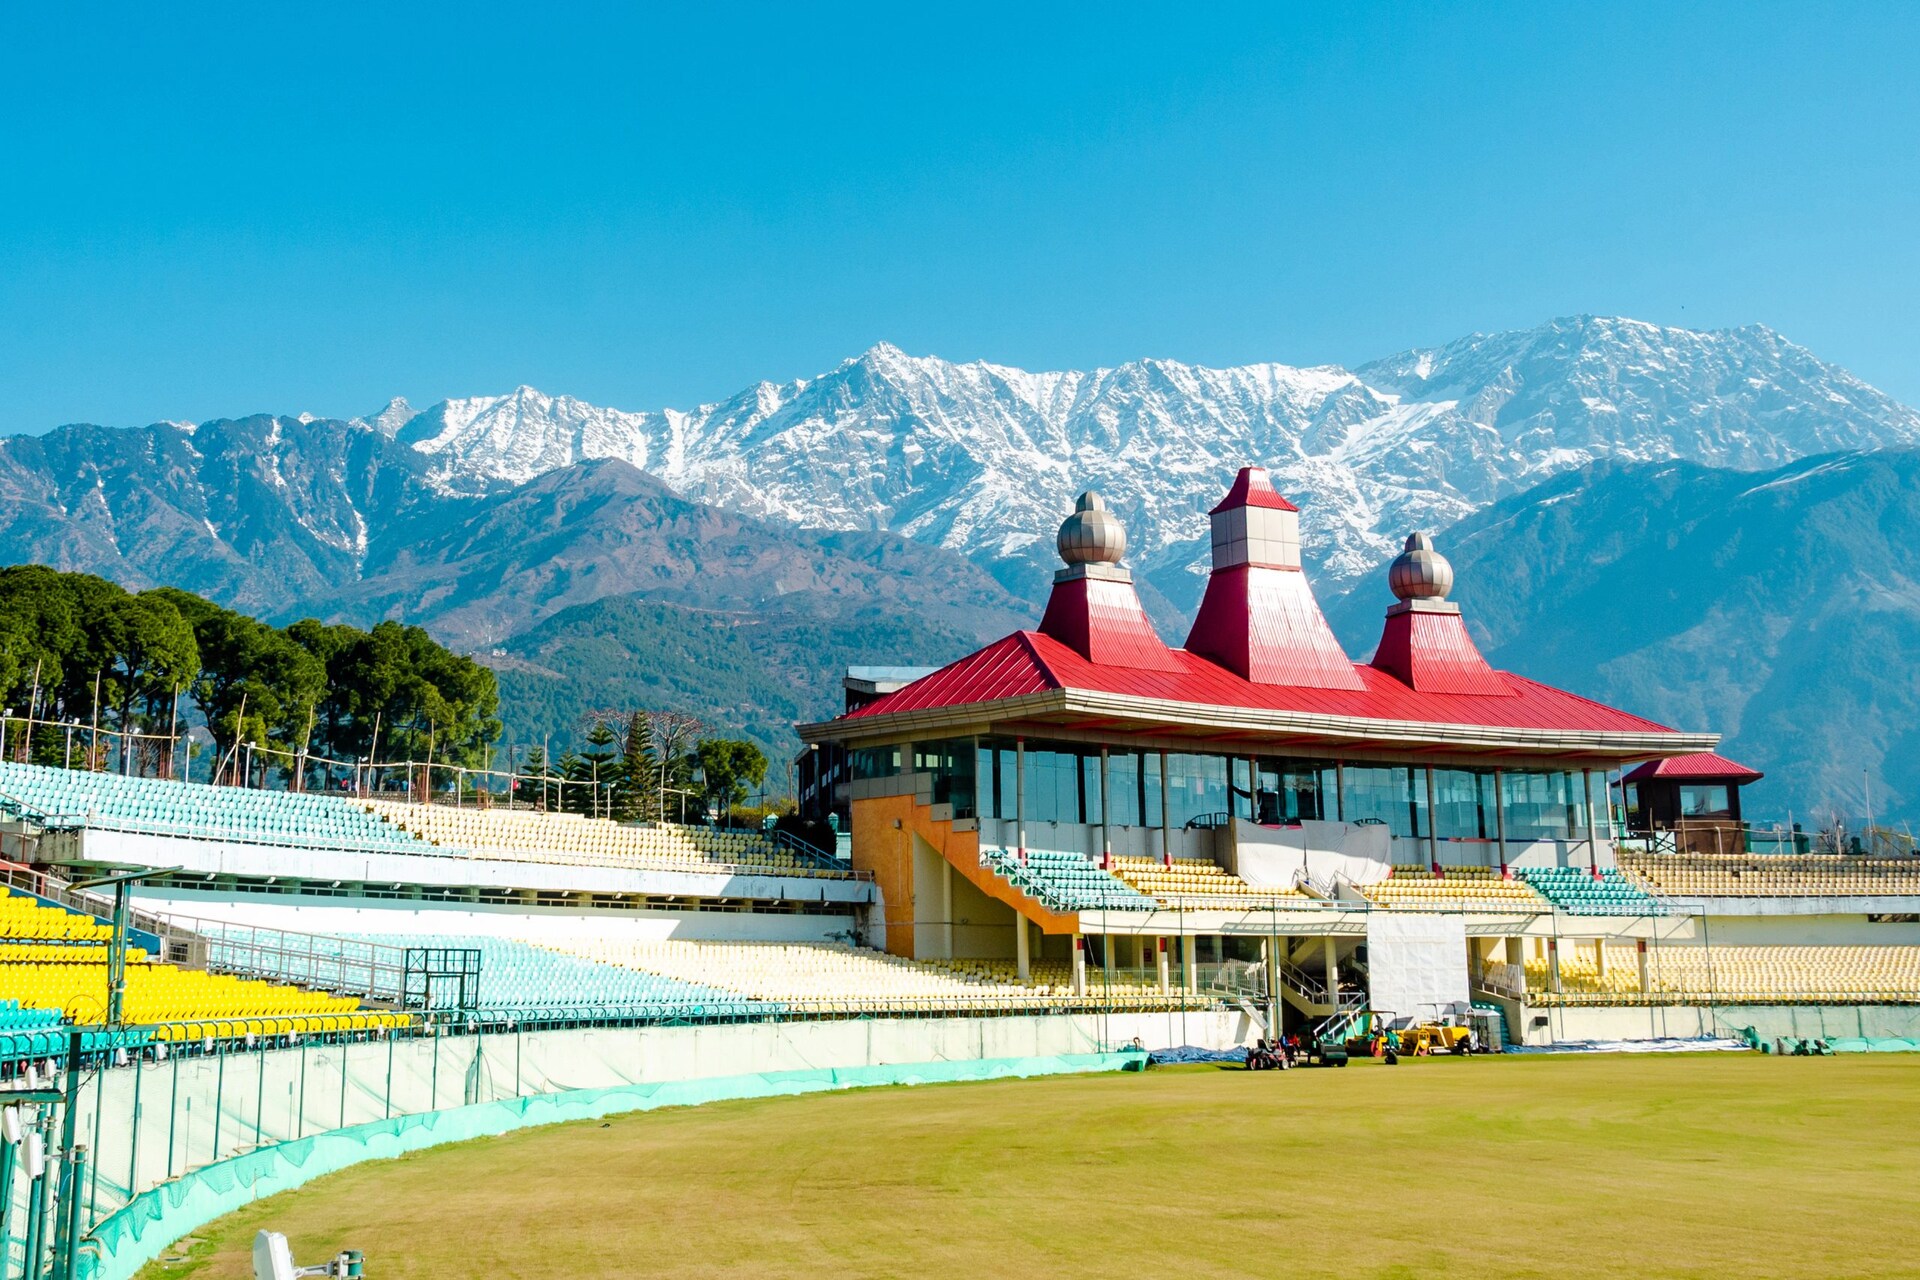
[796,468,1716,1027]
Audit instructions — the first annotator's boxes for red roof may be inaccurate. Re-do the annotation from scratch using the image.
[1036,573,1183,672]
[847,628,1679,738]
[1622,752,1762,783]
[1186,565,1364,689]
[1208,466,1298,514]
[1370,607,1512,697]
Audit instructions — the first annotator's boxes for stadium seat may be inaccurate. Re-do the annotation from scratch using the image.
[977,847,1157,913]
[1518,866,1665,916]
[1107,856,1317,909]
[1618,851,1920,898]
[1364,866,1552,912]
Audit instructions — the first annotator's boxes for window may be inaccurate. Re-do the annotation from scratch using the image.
[850,746,901,781]
[1431,768,1494,839]
[1503,770,1581,841]
[1107,751,1143,827]
[914,739,977,819]
[1342,765,1424,837]
[1679,784,1731,818]
[1164,754,1230,828]
[1255,758,1336,824]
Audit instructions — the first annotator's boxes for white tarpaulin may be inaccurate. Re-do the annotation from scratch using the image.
[1232,819,1392,888]
[1366,912,1470,1020]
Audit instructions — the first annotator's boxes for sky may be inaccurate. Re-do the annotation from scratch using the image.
[2,3,1917,432]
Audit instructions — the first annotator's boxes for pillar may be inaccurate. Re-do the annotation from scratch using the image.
[1156,937,1170,992]
[1504,935,1525,972]
[941,859,955,959]
[1636,938,1650,994]
[1583,768,1599,879]
[1183,934,1197,993]
[1425,764,1442,875]
[1593,937,1607,979]
[1323,935,1339,1008]
[1493,767,1511,877]
[1334,760,1346,822]
[1014,911,1030,982]
[1263,938,1279,1030]
[1099,746,1112,869]
[1159,748,1172,867]
[1547,937,1562,994]
[1072,934,1087,996]
[1014,737,1027,862]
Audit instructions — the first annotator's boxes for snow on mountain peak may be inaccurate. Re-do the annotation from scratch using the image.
[372,316,1920,605]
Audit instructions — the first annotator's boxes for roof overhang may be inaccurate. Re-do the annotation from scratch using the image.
[797,687,1718,765]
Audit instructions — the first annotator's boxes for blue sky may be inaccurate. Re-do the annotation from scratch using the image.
[2,3,1916,431]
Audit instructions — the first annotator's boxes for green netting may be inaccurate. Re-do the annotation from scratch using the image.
[77,1049,1144,1280]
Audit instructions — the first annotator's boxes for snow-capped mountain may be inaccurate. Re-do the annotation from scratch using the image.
[381,317,1920,611]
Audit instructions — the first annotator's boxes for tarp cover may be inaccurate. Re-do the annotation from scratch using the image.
[1365,912,1469,1019]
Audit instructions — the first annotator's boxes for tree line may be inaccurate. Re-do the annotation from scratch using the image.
[0,565,499,784]
[0,566,772,816]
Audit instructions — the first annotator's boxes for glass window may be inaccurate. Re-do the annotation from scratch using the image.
[1081,754,1103,826]
[1142,751,1163,829]
[1107,751,1143,827]
[1679,784,1731,818]
[1019,744,1090,825]
[1431,768,1492,839]
[1502,770,1580,841]
[1165,754,1230,828]
[1255,758,1335,824]
[850,746,901,781]
[1343,765,1424,837]
[915,739,977,819]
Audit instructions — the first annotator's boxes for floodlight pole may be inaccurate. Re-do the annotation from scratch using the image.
[70,867,179,1029]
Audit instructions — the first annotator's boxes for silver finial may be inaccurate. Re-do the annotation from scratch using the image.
[1056,490,1127,565]
[1388,531,1454,601]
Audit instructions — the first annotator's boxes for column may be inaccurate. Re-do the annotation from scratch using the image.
[1334,760,1346,823]
[1504,935,1525,994]
[1156,936,1170,992]
[1159,748,1173,867]
[1072,934,1087,996]
[1593,937,1607,980]
[1425,764,1442,875]
[941,859,955,959]
[1636,938,1650,994]
[1582,768,1599,879]
[1014,911,1030,982]
[1099,746,1112,870]
[1183,934,1197,993]
[1547,937,1562,994]
[1263,938,1279,1030]
[1493,767,1510,878]
[1323,936,1339,1009]
[1014,737,1027,862]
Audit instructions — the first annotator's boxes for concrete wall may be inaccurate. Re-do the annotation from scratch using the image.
[83,828,874,905]
[1519,1002,1920,1045]
[128,891,860,944]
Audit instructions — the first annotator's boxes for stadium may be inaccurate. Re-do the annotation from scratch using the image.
[0,468,1912,1280]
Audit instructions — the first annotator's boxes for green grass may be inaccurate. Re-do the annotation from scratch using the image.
[136,1053,1920,1279]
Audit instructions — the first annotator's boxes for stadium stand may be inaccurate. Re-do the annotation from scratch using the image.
[0,959,403,1033]
[924,957,1206,1008]
[1107,856,1318,908]
[1618,850,1920,897]
[0,886,115,940]
[1362,866,1550,912]
[0,761,427,853]
[362,802,855,878]
[1526,944,1920,1004]
[979,847,1158,913]
[343,934,774,1018]
[1519,866,1666,915]
[534,938,1041,1007]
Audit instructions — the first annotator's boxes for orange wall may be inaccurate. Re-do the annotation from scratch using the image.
[852,794,1078,959]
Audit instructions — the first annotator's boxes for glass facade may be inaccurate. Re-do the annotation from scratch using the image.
[895,736,1597,843]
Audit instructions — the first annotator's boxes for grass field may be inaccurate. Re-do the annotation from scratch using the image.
[138,1053,1920,1279]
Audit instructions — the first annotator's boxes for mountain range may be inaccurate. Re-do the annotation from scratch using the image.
[3,315,1916,819]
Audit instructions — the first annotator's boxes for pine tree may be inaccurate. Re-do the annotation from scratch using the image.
[575,721,619,817]
[521,744,551,810]
[556,749,586,815]
[615,714,659,822]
